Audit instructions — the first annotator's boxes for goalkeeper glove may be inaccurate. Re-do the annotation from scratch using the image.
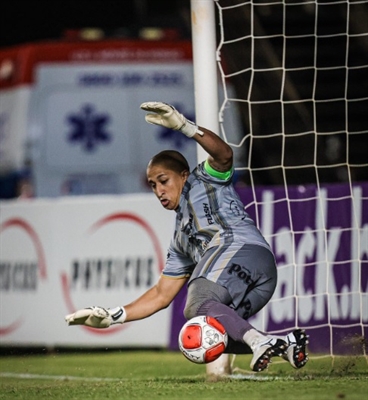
[140,101,203,138]
[65,306,126,328]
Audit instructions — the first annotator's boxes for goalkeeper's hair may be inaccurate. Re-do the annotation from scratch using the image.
[148,150,190,174]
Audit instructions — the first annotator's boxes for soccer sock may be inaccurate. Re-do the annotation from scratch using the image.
[224,337,252,354]
[243,329,268,349]
[196,300,253,343]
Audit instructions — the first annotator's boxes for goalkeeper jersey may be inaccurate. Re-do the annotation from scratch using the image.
[163,161,272,280]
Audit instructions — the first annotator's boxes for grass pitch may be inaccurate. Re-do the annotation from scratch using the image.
[0,350,367,400]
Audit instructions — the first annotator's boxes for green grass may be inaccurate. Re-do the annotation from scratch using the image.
[0,350,367,400]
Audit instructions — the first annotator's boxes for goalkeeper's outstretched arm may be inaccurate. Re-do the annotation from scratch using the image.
[192,125,233,173]
[123,275,187,321]
[65,275,188,328]
[65,100,232,330]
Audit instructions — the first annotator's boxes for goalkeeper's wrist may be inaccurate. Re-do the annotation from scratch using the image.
[109,306,127,325]
[180,119,203,138]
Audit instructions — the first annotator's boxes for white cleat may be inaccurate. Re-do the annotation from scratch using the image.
[250,337,287,372]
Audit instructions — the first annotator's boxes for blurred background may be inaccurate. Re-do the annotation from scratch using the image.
[0,0,367,199]
[0,0,195,198]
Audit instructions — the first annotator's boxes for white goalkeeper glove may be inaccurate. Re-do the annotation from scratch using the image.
[65,306,126,329]
[140,101,203,138]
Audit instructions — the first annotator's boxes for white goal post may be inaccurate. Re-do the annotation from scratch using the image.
[190,0,233,376]
[190,0,368,376]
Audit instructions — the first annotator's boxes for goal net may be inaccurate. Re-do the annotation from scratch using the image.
[213,0,368,366]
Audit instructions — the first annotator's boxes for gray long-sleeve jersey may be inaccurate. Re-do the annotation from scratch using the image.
[163,162,273,282]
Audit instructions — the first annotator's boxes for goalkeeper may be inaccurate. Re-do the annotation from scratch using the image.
[65,102,308,372]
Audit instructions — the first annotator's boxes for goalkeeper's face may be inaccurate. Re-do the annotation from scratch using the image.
[147,164,188,210]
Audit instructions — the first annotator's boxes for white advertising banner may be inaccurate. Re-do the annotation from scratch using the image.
[0,194,175,347]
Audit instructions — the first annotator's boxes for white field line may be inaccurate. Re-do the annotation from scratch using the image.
[0,372,122,382]
[0,372,284,382]
[0,371,287,382]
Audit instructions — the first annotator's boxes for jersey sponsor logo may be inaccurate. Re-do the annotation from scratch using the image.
[239,298,252,319]
[230,200,243,217]
[188,236,209,255]
[203,203,214,225]
[182,213,193,235]
[227,263,254,286]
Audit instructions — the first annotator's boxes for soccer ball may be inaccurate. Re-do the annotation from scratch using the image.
[178,316,228,364]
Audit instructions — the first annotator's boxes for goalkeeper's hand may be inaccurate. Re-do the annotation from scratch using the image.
[140,101,203,138]
[65,306,126,329]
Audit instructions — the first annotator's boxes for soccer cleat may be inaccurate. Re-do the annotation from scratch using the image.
[283,329,309,369]
[250,337,287,372]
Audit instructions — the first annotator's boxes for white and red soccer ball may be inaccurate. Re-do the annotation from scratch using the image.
[178,316,228,364]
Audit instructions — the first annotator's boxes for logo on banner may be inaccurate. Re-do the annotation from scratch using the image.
[66,104,111,152]
[0,218,48,335]
[60,212,164,335]
[246,185,368,336]
[157,104,193,149]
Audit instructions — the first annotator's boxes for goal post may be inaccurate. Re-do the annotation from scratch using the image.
[190,0,233,376]
[190,0,220,161]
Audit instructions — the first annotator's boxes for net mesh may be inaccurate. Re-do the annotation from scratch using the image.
[215,0,367,359]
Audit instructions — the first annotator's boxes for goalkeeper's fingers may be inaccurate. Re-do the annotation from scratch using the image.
[65,306,111,328]
[65,306,126,328]
[140,101,187,132]
[144,113,164,126]
[140,101,173,115]
[65,308,95,326]
[141,102,174,127]
[140,101,201,137]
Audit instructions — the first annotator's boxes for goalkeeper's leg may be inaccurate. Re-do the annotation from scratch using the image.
[224,337,251,354]
[184,278,286,372]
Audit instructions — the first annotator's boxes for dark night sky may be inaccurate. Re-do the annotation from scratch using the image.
[0,0,189,48]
